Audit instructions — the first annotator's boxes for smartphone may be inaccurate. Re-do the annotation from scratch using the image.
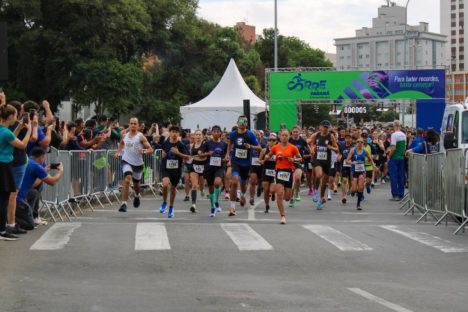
[61,121,65,129]
[23,113,29,124]
[29,108,35,116]
[50,163,60,170]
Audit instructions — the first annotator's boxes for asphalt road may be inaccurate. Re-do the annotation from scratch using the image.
[1,185,468,312]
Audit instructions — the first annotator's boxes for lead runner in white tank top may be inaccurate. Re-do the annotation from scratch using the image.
[122,132,144,166]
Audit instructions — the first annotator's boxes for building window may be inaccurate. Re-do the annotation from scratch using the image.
[359,55,363,59]
[366,54,370,58]
[452,30,457,35]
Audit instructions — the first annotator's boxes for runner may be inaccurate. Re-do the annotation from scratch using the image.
[224,115,260,217]
[201,125,228,217]
[304,127,315,196]
[345,137,376,210]
[310,120,339,210]
[114,117,153,213]
[187,129,206,213]
[159,126,190,218]
[249,130,266,206]
[338,132,354,204]
[259,133,278,213]
[182,130,191,202]
[264,129,301,224]
[371,130,386,185]
[288,126,308,207]
[362,131,375,195]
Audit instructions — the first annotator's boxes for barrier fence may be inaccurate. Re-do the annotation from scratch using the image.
[405,149,468,235]
[41,148,163,222]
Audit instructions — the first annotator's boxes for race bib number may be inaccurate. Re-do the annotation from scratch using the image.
[265,169,276,177]
[277,171,291,182]
[307,163,313,170]
[354,163,365,172]
[251,157,260,166]
[209,157,222,167]
[193,164,204,173]
[166,159,179,169]
[235,148,248,159]
[317,151,328,160]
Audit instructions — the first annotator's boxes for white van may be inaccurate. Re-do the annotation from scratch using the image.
[440,99,468,152]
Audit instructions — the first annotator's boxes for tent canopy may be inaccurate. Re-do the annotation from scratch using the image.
[180,59,265,130]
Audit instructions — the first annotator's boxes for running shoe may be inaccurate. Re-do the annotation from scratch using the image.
[317,199,324,210]
[374,180,381,186]
[215,202,222,213]
[228,208,236,216]
[168,207,174,218]
[8,224,27,235]
[190,204,196,213]
[381,179,386,184]
[184,196,190,202]
[308,189,313,196]
[264,205,270,213]
[342,198,347,204]
[240,196,246,207]
[224,192,230,200]
[357,202,362,210]
[133,194,141,208]
[159,202,167,214]
[280,215,286,225]
[295,194,301,202]
[366,185,371,194]
[118,203,128,212]
[209,208,216,218]
[0,231,18,241]
[249,198,255,206]
[312,191,319,203]
[289,199,295,208]
[327,190,332,201]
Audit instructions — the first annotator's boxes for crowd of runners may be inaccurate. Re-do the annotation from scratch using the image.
[116,115,413,225]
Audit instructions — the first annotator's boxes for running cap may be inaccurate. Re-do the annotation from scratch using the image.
[320,120,331,127]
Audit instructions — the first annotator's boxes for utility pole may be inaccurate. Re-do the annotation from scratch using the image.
[274,0,278,71]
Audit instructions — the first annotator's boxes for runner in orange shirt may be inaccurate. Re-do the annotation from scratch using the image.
[264,129,301,224]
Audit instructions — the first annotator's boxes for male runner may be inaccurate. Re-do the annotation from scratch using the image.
[288,126,308,207]
[224,115,260,216]
[114,117,153,212]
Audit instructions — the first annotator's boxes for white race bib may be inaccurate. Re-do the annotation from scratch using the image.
[235,148,248,159]
[354,163,365,172]
[265,169,276,177]
[193,164,204,173]
[277,171,291,182]
[307,163,313,170]
[317,151,328,160]
[166,159,179,169]
[209,157,222,167]
[251,157,260,166]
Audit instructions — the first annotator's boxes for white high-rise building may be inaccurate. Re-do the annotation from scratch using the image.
[441,0,464,71]
[334,1,446,70]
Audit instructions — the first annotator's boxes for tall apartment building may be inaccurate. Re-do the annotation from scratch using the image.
[335,2,446,70]
[441,0,468,102]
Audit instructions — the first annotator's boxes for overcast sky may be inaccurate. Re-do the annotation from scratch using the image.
[197,0,440,53]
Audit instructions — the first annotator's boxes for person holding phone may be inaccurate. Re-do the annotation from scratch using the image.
[15,147,64,230]
[0,104,32,240]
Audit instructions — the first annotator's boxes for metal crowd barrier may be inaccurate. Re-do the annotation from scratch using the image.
[404,148,468,235]
[435,149,467,234]
[40,149,163,222]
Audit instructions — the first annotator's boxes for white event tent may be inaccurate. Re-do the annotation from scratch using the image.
[180,59,265,130]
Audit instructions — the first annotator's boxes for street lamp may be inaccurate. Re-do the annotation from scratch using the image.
[274,0,278,71]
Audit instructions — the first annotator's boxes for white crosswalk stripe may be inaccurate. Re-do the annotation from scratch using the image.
[30,223,82,250]
[380,225,468,253]
[220,223,273,251]
[303,225,373,251]
[135,223,171,250]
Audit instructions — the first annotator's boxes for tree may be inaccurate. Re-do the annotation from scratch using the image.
[70,60,144,116]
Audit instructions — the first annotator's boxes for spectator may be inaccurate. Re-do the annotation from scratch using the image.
[95,115,121,150]
[0,103,32,240]
[23,100,54,154]
[16,147,64,230]
[387,120,407,201]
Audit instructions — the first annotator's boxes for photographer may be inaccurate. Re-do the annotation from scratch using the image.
[16,147,63,230]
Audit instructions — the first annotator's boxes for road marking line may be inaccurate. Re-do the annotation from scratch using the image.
[303,225,372,251]
[221,223,273,251]
[135,223,171,250]
[30,223,82,250]
[248,199,264,221]
[380,225,468,253]
[348,288,413,312]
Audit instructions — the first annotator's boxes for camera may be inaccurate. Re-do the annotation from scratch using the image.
[50,163,61,170]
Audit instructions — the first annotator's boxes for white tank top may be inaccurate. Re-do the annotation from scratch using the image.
[122,132,144,166]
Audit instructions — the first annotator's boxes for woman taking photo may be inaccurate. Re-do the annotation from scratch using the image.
[0,104,32,240]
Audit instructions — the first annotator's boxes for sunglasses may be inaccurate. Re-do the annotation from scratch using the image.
[238,119,248,124]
